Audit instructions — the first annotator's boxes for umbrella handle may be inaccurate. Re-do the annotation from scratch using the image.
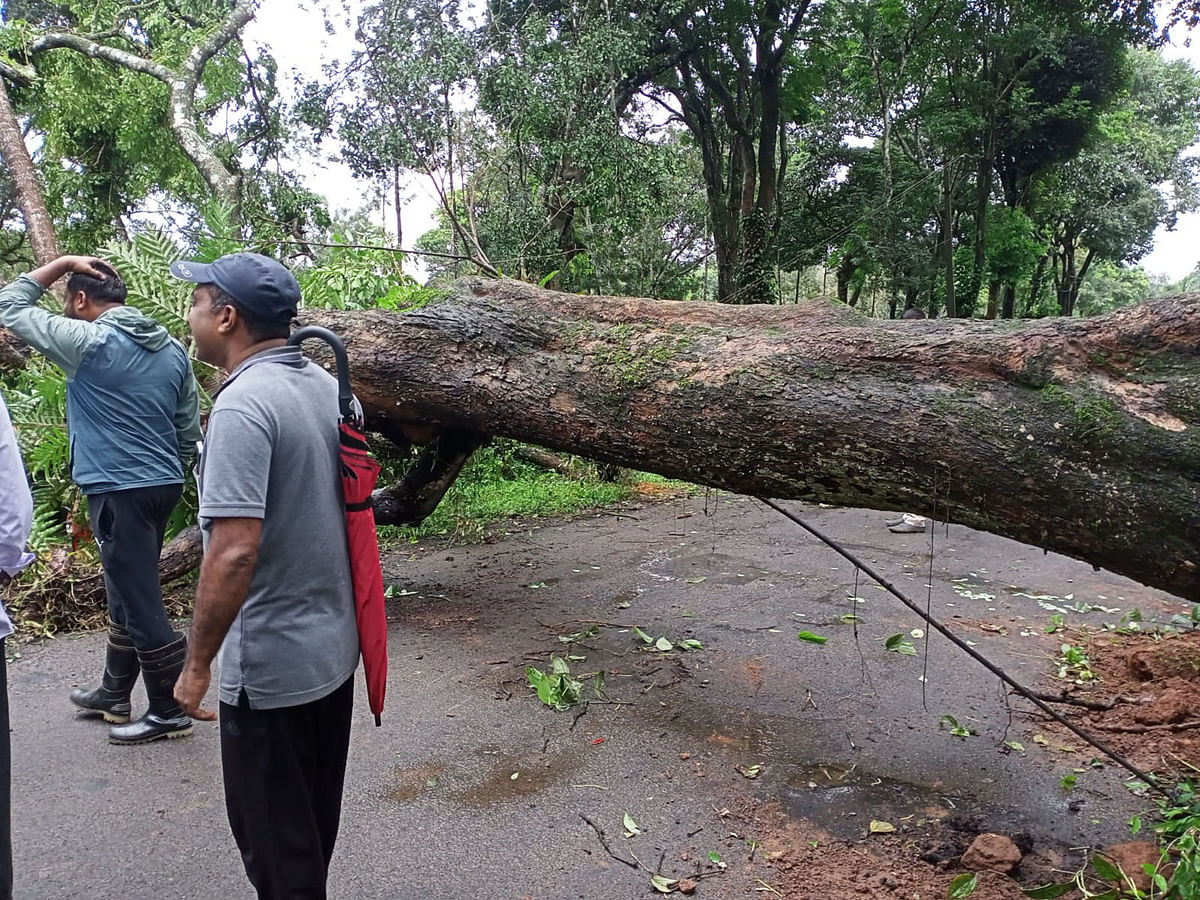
[288,326,357,423]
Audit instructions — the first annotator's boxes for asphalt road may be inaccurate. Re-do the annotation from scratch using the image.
[8,495,1184,899]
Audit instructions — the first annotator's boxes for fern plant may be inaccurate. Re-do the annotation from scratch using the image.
[99,228,193,334]
[9,203,435,589]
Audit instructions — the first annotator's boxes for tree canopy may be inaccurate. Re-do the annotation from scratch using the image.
[3,0,1200,605]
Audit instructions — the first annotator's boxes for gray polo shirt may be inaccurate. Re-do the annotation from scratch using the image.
[198,346,359,709]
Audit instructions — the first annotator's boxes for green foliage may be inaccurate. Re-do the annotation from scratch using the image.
[5,0,1190,317]
[100,229,193,333]
[985,207,1046,286]
[937,714,976,739]
[948,873,977,898]
[1057,643,1096,683]
[526,655,584,710]
[2,1,331,251]
[380,442,632,545]
[1075,260,1152,316]
[1031,781,1200,897]
[3,358,75,553]
[295,220,430,311]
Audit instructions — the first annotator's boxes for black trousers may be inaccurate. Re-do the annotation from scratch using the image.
[220,677,354,900]
[87,484,181,651]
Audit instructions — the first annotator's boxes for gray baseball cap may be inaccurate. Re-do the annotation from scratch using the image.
[170,252,300,321]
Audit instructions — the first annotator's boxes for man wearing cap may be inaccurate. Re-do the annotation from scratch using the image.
[171,253,359,899]
[0,255,202,745]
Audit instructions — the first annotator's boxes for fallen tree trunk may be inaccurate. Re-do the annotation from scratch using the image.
[293,278,1199,600]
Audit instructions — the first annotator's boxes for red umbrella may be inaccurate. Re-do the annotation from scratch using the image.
[289,326,388,725]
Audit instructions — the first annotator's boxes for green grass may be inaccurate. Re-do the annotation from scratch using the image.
[379,443,637,545]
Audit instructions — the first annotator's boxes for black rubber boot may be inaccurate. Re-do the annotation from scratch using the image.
[108,635,193,745]
[69,620,140,723]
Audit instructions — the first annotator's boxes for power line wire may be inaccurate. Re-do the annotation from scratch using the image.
[758,496,1168,798]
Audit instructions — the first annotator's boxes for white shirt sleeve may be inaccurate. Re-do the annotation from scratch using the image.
[0,393,35,579]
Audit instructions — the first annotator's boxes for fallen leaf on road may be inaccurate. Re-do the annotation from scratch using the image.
[650,873,678,893]
[869,820,896,834]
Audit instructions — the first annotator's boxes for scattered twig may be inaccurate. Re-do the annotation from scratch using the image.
[1017,689,1152,711]
[1164,750,1200,774]
[755,878,783,895]
[1092,720,1200,734]
[538,619,639,630]
[579,813,639,869]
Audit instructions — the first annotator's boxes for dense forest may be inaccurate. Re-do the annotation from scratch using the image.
[3,0,1200,603]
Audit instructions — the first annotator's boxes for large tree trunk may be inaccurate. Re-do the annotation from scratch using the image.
[940,160,956,319]
[0,77,54,368]
[291,278,1199,601]
[0,79,58,265]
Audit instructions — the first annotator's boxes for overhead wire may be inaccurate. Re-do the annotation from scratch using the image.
[757,496,1168,799]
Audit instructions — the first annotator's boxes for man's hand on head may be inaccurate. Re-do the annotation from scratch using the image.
[64,256,109,280]
[28,255,112,290]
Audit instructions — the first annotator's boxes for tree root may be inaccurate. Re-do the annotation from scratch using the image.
[1092,720,1200,734]
[1016,689,1153,711]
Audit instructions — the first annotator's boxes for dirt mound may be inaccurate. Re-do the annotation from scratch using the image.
[1037,630,1200,774]
[757,813,1033,899]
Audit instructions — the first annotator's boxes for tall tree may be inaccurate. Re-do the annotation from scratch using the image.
[0,76,57,263]
[1,0,255,222]
[1032,49,1200,315]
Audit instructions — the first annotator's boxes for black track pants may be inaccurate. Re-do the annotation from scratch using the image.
[220,677,354,900]
[86,484,182,651]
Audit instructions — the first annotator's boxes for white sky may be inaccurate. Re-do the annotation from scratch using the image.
[245,0,1200,283]
[244,0,441,276]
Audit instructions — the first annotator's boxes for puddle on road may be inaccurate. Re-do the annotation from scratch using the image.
[388,750,582,808]
[454,750,581,808]
[782,764,958,840]
[387,761,448,803]
[650,698,776,756]
[642,550,772,586]
[611,589,639,606]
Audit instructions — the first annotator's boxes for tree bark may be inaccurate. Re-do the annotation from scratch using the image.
[0,79,58,266]
[941,160,956,318]
[0,78,54,368]
[287,278,1200,601]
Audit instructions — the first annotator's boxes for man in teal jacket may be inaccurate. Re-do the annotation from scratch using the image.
[0,254,202,745]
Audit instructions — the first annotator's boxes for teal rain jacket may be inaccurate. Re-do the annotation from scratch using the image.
[0,275,202,495]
